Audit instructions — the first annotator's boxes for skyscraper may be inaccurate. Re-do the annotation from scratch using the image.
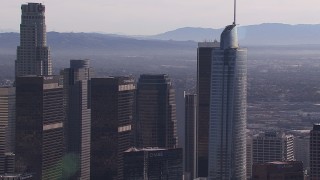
[135,74,177,149]
[196,41,219,178]
[207,21,247,179]
[310,124,320,180]
[91,77,135,180]
[63,60,92,179]
[184,93,197,180]
[0,87,15,175]
[15,76,64,180]
[15,3,52,77]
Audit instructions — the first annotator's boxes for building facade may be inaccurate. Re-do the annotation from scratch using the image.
[208,24,247,180]
[0,87,15,175]
[15,76,64,180]
[247,136,253,179]
[196,41,219,178]
[292,131,309,170]
[247,132,294,179]
[252,161,303,180]
[184,93,197,180]
[91,77,135,180]
[123,147,183,180]
[63,60,92,179]
[252,132,294,164]
[310,124,320,179]
[15,3,52,77]
[135,74,177,149]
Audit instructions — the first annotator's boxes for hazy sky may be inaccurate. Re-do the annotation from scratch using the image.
[2,0,320,35]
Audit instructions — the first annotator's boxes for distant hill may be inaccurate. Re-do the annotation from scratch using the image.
[1,23,320,57]
[0,32,196,56]
[150,23,320,45]
[150,27,222,42]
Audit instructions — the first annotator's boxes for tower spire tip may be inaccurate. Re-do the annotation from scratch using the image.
[233,0,237,25]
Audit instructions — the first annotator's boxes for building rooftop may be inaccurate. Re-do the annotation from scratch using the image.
[198,40,220,48]
[125,147,166,152]
[313,123,320,131]
[267,161,302,165]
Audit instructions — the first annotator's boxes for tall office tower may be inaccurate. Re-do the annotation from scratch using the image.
[15,3,52,77]
[63,60,92,179]
[196,41,219,178]
[91,77,135,180]
[252,132,294,164]
[310,124,320,180]
[184,93,197,180]
[252,161,304,180]
[15,76,64,180]
[136,74,177,148]
[123,147,183,180]
[207,22,247,179]
[0,87,15,175]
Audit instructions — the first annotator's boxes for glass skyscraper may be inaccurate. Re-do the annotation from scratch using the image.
[15,3,52,77]
[15,76,64,179]
[184,93,197,179]
[135,74,177,149]
[208,23,247,180]
[196,41,219,178]
[90,77,135,180]
[63,60,92,179]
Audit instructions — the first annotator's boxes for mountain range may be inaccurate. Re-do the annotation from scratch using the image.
[1,23,320,56]
[150,23,320,45]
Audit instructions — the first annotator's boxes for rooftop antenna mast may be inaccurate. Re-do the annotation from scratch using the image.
[233,0,236,25]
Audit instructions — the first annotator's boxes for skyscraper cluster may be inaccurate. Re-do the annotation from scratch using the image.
[0,3,182,180]
[1,2,320,180]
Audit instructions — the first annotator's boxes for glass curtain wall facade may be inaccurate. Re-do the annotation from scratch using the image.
[136,74,177,149]
[208,24,247,180]
[63,60,92,179]
[196,41,219,178]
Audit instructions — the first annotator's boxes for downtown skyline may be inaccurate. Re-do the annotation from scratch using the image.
[0,0,320,180]
[2,0,320,35]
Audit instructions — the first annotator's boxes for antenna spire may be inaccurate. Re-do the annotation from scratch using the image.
[233,0,236,25]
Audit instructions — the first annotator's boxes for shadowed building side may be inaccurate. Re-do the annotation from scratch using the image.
[123,147,183,180]
[136,74,177,149]
[196,41,219,178]
[90,77,135,180]
[184,93,197,180]
[63,60,92,179]
[15,76,64,180]
[310,124,320,180]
